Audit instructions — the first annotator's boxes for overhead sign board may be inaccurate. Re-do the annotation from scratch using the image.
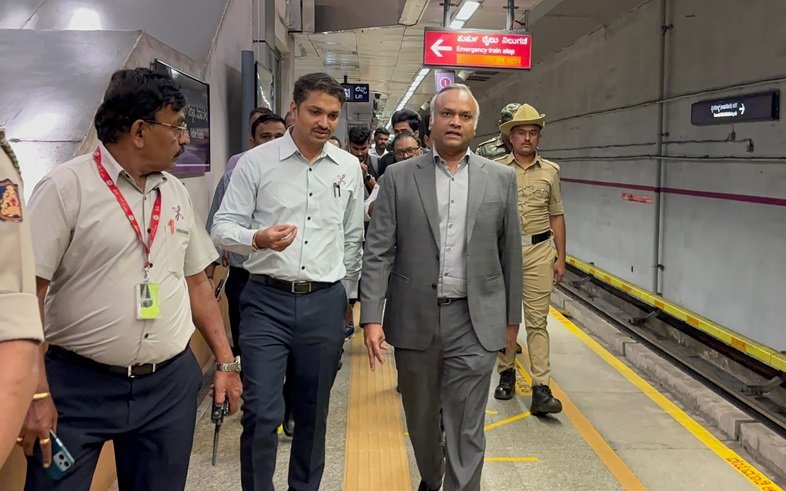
[423,28,532,70]
[691,90,779,126]
[342,83,370,103]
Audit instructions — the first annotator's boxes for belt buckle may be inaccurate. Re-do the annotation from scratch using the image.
[150,362,157,374]
[438,297,452,306]
[127,366,135,378]
[291,281,312,294]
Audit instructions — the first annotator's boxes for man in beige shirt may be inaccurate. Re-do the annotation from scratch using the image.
[494,104,566,416]
[0,129,43,465]
[21,68,241,490]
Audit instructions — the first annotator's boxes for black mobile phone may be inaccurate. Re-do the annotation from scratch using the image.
[33,430,75,480]
[214,267,230,300]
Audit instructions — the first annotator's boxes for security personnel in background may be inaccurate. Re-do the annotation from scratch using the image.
[493,104,567,416]
[0,129,44,465]
[475,102,521,160]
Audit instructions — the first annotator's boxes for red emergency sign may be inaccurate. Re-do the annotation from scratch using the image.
[422,28,532,70]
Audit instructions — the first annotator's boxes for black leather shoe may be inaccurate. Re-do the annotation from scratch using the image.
[494,368,516,400]
[282,412,294,437]
[417,481,440,491]
[344,322,355,339]
[530,384,563,415]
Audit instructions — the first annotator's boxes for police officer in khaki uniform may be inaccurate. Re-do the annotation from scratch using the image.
[21,68,242,490]
[493,104,566,416]
[0,129,44,464]
[475,102,521,160]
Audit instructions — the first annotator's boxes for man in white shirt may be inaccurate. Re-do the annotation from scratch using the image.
[212,72,363,491]
[22,68,241,490]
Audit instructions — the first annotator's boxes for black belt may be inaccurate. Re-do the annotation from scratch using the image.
[523,230,552,246]
[250,274,337,295]
[47,345,187,378]
[437,297,467,306]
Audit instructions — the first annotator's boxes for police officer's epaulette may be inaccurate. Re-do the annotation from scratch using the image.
[540,158,560,172]
[493,153,513,164]
[477,136,498,147]
[0,127,22,179]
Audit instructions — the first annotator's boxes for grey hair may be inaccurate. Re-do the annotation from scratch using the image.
[429,83,480,129]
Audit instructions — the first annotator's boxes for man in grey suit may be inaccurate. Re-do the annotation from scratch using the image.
[360,84,522,491]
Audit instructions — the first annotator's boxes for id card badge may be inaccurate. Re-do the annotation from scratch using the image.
[136,282,161,319]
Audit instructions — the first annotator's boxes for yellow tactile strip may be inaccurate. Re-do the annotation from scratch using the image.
[343,329,411,491]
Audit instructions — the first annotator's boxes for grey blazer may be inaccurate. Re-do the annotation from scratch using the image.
[360,151,522,352]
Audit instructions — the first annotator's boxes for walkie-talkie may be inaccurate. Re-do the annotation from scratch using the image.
[211,400,229,466]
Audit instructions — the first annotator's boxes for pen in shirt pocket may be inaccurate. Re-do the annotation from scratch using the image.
[333,183,341,198]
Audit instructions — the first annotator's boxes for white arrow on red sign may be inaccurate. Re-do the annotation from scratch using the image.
[430,38,452,58]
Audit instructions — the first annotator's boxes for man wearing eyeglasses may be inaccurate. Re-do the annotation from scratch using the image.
[22,68,241,490]
[364,131,422,219]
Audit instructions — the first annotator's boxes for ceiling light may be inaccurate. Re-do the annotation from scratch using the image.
[455,1,481,21]
[450,20,465,29]
[67,7,101,30]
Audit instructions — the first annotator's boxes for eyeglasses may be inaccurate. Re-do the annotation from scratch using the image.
[144,120,189,137]
[395,147,420,158]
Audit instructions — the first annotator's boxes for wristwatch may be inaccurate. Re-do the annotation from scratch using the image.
[364,173,372,182]
[216,356,241,373]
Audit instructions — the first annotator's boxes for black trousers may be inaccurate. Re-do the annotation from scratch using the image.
[225,265,250,357]
[25,348,202,491]
[239,279,346,491]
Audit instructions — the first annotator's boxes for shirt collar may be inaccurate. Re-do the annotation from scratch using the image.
[502,152,542,170]
[279,128,340,165]
[97,142,127,182]
[97,142,167,192]
[432,147,471,167]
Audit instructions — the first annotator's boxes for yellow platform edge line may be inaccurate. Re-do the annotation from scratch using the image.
[485,457,539,462]
[565,255,786,373]
[551,307,783,491]
[513,357,647,491]
[484,411,531,431]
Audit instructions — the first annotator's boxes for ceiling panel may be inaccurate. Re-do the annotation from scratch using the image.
[294,0,645,125]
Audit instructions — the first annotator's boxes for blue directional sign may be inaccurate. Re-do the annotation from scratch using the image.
[342,83,370,103]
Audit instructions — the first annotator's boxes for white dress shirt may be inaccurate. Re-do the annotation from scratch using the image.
[211,130,364,294]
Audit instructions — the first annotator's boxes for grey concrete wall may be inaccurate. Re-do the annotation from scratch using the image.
[471,0,786,350]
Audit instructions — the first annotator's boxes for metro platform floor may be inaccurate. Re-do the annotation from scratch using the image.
[180,307,784,491]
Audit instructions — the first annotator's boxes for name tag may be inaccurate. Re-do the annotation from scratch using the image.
[136,283,161,320]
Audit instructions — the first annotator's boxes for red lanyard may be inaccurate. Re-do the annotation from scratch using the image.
[93,147,161,276]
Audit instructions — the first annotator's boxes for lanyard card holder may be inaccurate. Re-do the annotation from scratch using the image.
[136,282,161,320]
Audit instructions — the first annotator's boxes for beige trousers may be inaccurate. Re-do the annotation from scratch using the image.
[497,240,554,386]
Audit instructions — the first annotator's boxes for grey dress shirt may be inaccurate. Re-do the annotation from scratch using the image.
[433,148,471,298]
